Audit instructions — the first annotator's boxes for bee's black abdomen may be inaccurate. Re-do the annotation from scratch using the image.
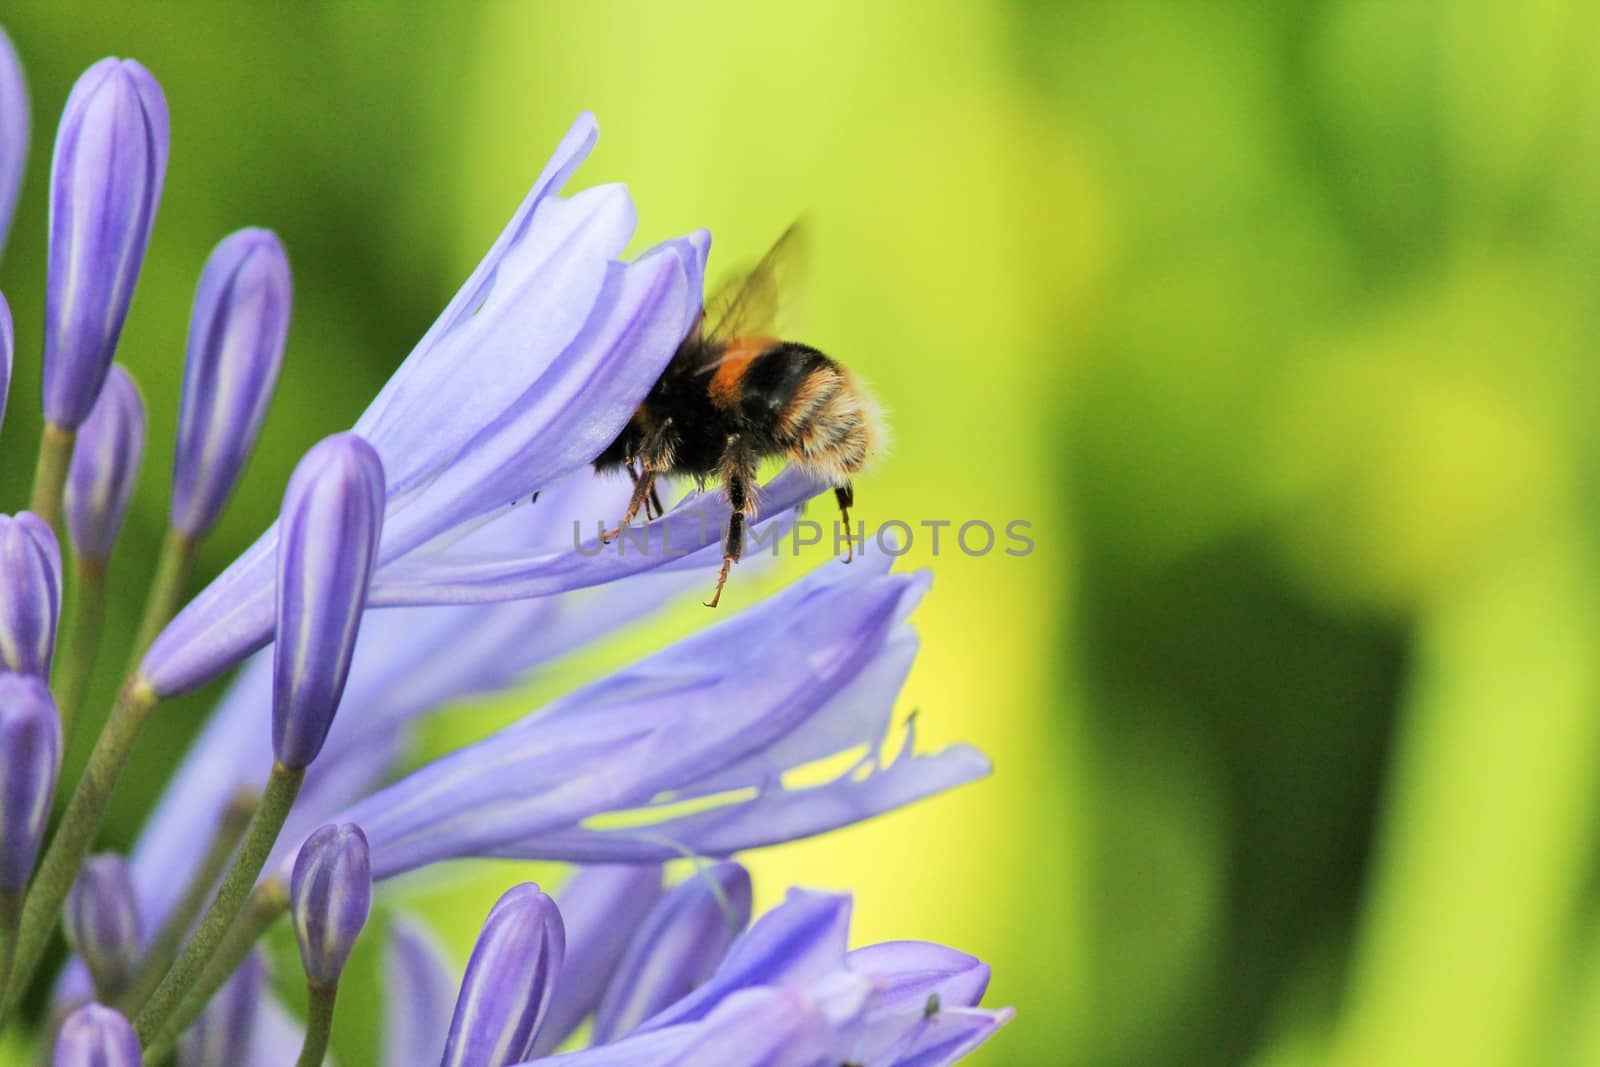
[739,343,831,426]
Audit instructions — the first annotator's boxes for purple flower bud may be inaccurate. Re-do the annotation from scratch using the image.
[593,861,752,1043]
[43,58,168,429]
[272,433,384,770]
[65,365,145,563]
[178,951,262,1067]
[0,673,62,891]
[289,822,371,987]
[54,1004,141,1067]
[0,291,13,437]
[0,28,26,263]
[64,853,141,997]
[0,513,61,678]
[440,883,564,1067]
[171,229,291,539]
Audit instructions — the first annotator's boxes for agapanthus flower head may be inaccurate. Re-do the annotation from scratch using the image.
[53,1003,141,1067]
[440,883,564,1067]
[43,57,168,430]
[271,432,385,770]
[289,822,371,988]
[64,364,145,563]
[592,861,753,1044]
[0,672,61,892]
[170,227,291,539]
[0,511,61,677]
[0,27,25,263]
[63,853,141,998]
[178,951,263,1067]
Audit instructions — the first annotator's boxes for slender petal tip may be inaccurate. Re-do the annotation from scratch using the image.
[441,883,565,1067]
[290,822,372,987]
[54,1004,141,1067]
[65,365,146,562]
[64,853,141,997]
[0,672,62,891]
[0,512,62,677]
[272,432,385,769]
[0,290,12,436]
[0,28,26,262]
[171,228,292,538]
[43,57,169,429]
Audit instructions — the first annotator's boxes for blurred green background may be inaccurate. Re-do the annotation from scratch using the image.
[7,2,1600,1065]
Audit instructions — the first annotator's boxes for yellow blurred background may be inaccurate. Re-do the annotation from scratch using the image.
[8,2,1600,1065]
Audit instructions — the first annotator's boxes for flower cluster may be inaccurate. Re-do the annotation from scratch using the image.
[0,26,1008,1067]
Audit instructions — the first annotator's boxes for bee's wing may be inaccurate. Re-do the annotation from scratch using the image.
[696,219,810,349]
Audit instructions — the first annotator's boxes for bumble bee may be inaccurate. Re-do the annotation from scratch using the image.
[593,222,885,607]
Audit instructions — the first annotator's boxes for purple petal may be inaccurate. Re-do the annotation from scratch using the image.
[383,915,458,1067]
[0,512,61,677]
[0,672,61,890]
[633,890,852,1035]
[533,864,663,1056]
[54,1004,140,1067]
[171,228,291,538]
[441,883,564,1067]
[63,854,140,997]
[289,823,371,986]
[271,433,385,769]
[43,58,168,429]
[65,364,145,561]
[592,862,752,1044]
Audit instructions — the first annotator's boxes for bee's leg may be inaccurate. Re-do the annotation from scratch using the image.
[648,482,666,520]
[601,470,658,544]
[834,482,855,563]
[624,460,659,520]
[603,422,676,541]
[707,440,755,608]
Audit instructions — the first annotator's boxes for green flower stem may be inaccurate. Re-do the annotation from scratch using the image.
[134,763,303,1047]
[117,787,260,1016]
[141,882,286,1061]
[1,677,161,1024]
[52,555,109,741]
[27,423,74,528]
[129,530,199,661]
[295,981,340,1067]
[0,890,24,1020]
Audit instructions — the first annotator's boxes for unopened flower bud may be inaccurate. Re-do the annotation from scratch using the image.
[64,853,141,997]
[65,365,145,563]
[0,513,61,677]
[441,883,565,1067]
[0,28,26,262]
[171,228,291,539]
[178,951,262,1067]
[272,433,384,770]
[54,1004,141,1067]
[290,822,371,987]
[43,58,168,429]
[0,673,62,891]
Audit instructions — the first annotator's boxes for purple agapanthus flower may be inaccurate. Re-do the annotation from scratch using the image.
[391,875,1008,1066]
[6,36,1006,1065]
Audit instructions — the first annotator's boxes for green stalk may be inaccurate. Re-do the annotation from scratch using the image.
[294,982,339,1067]
[52,555,109,742]
[0,890,24,1019]
[134,763,303,1046]
[117,788,259,1015]
[27,423,75,528]
[129,530,199,661]
[141,882,286,1061]
[1,678,160,1023]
